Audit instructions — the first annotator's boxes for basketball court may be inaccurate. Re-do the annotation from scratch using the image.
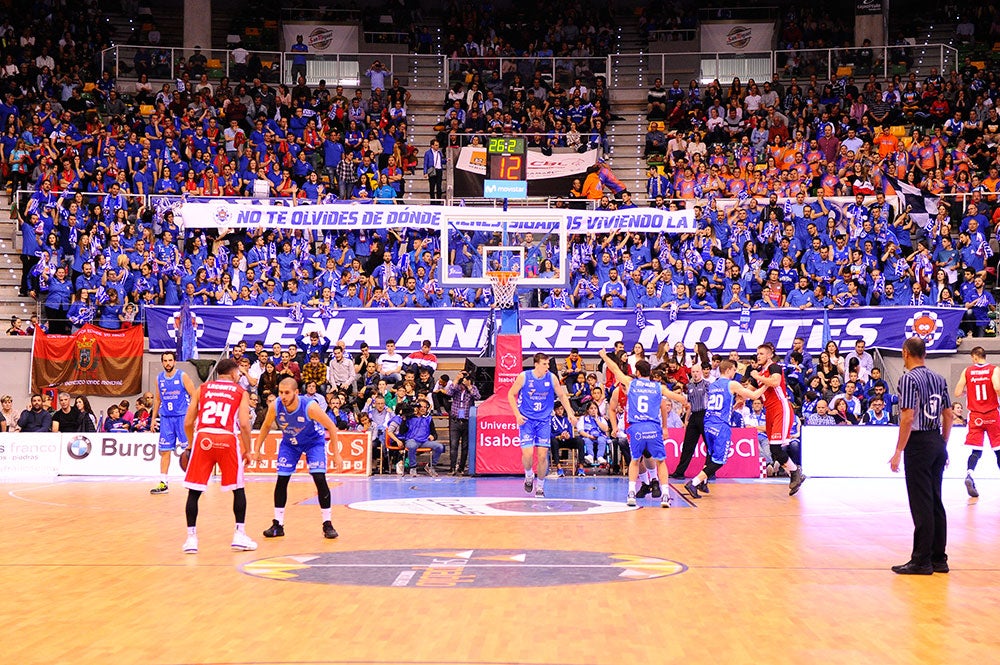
[3,474,999,665]
[7,209,999,664]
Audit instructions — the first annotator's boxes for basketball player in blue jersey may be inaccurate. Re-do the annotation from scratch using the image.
[599,349,688,507]
[685,360,766,499]
[508,352,577,497]
[252,377,343,539]
[150,351,197,494]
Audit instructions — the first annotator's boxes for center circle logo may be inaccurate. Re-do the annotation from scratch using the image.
[348,496,637,516]
[241,549,687,587]
[67,435,92,460]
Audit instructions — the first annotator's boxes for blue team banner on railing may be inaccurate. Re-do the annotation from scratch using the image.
[146,306,964,355]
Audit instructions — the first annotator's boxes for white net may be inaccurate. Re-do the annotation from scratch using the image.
[487,271,519,308]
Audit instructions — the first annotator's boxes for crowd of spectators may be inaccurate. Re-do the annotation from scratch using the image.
[436,0,619,152]
[640,60,1000,337]
[638,1,699,43]
[0,389,137,434]
[437,69,613,153]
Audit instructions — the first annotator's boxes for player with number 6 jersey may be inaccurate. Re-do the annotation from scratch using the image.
[599,349,687,507]
[954,346,1000,498]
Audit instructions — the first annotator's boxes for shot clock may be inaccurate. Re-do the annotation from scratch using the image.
[484,136,528,198]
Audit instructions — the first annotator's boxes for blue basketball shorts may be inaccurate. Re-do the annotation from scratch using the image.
[519,418,552,448]
[703,423,733,466]
[158,416,188,452]
[276,439,327,476]
[627,423,665,460]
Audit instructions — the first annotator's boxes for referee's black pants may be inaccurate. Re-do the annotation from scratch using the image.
[903,430,948,566]
[672,410,705,476]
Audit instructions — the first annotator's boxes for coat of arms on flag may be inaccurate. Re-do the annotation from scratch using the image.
[76,334,97,371]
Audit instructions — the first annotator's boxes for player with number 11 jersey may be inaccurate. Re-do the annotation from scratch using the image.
[954,346,1000,498]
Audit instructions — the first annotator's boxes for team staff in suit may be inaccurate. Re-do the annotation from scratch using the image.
[423,139,445,204]
[889,336,952,575]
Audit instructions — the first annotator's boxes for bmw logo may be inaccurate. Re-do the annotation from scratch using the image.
[67,436,92,460]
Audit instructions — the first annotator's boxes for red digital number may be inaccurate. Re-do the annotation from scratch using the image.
[500,155,522,180]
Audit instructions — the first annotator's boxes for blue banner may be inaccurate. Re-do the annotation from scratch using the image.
[146,306,964,355]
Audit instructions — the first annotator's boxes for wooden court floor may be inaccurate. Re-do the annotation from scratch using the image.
[2,475,999,665]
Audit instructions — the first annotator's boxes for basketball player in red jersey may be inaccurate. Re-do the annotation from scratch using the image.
[749,343,806,495]
[953,346,1000,498]
[181,358,256,554]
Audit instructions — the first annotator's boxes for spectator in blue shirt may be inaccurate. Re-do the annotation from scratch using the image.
[787,277,817,308]
[963,274,995,336]
[44,266,73,334]
[290,35,308,84]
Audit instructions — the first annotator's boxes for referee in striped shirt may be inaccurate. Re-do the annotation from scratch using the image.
[889,336,953,575]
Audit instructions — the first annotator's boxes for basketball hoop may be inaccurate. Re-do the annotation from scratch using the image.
[487,270,520,308]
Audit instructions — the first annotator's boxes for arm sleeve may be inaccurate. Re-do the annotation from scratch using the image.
[898,374,916,411]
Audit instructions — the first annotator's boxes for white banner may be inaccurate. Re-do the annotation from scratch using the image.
[59,432,162,476]
[804,426,1000,479]
[0,433,61,479]
[282,23,359,54]
[56,431,371,478]
[700,21,775,53]
[179,202,699,234]
[456,146,599,180]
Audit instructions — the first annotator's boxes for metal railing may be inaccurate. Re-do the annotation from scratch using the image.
[613,44,958,89]
[280,7,362,21]
[101,45,284,86]
[697,6,780,21]
[774,44,960,82]
[446,56,610,92]
[613,51,774,89]
[100,45,448,90]
[99,44,958,94]
[438,133,606,149]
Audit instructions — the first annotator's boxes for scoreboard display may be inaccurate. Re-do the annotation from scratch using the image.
[487,137,526,180]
